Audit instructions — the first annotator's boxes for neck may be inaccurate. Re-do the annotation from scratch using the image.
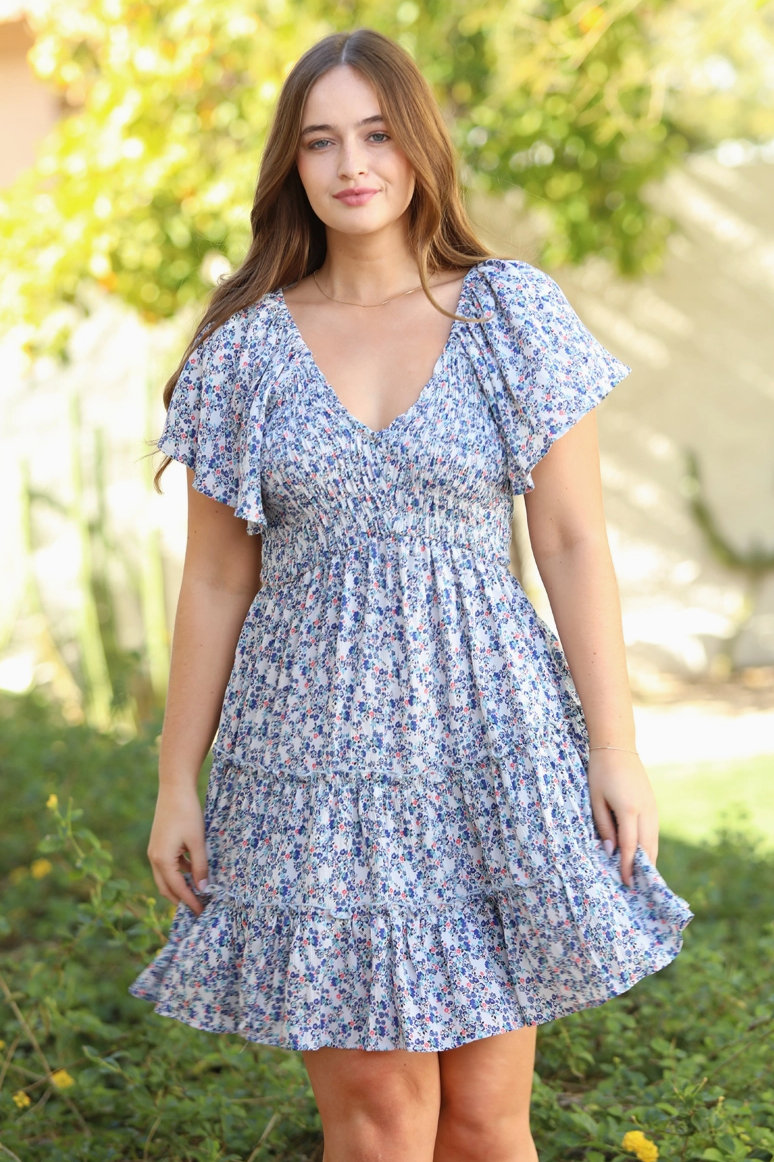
[318,218,421,304]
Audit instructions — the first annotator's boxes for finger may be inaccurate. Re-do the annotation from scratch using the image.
[176,850,209,898]
[187,837,210,896]
[171,868,204,915]
[152,867,180,907]
[638,810,659,868]
[157,862,203,916]
[590,792,618,858]
[617,812,638,888]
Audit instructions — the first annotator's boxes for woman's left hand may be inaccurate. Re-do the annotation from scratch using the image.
[587,749,659,887]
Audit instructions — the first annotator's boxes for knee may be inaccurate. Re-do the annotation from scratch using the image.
[348,1067,431,1126]
[321,1068,438,1160]
[436,1105,536,1162]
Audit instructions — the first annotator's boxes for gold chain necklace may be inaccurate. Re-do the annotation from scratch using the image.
[312,268,425,308]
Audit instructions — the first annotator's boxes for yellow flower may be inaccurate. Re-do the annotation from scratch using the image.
[9,866,27,885]
[13,1090,31,1108]
[30,858,53,880]
[622,1130,659,1162]
[0,1039,5,1050]
[50,1069,75,1089]
[46,793,58,809]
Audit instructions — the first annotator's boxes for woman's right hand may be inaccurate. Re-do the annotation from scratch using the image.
[147,783,209,916]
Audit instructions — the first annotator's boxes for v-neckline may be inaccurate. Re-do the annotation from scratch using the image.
[277,265,479,437]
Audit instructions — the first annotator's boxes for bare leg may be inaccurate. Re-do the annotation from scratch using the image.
[433,1028,538,1162]
[302,1046,441,1162]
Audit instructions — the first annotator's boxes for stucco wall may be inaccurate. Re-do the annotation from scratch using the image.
[472,155,774,686]
[0,17,60,189]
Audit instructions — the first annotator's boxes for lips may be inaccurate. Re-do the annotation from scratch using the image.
[334,187,379,206]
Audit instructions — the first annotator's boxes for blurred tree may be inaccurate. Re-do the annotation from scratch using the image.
[1,0,773,341]
[404,0,774,271]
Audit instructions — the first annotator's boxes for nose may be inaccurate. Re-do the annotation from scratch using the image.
[338,134,369,181]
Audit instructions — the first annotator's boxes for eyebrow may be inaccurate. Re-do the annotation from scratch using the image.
[300,114,386,136]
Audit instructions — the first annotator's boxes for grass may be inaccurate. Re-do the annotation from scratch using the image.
[650,753,774,849]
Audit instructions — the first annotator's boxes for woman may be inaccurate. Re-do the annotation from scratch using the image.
[131,28,691,1162]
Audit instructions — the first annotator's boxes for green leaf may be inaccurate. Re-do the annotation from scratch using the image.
[37,833,64,853]
[569,1109,599,1135]
[650,1037,676,1055]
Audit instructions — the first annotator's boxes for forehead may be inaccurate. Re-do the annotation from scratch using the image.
[302,65,381,123]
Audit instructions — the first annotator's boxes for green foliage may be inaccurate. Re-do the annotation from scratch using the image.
[2,0,774,339]
[1,693,773,1160]
[0,0,315,335]
[426,0,774,272]
[0,696,318,1160]
[531,829,774,1160]
[413,0,686,274]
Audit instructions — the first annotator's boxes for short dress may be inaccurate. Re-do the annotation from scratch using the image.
[130,258,692,1052]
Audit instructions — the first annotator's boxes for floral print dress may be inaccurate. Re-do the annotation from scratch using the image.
[130,259,692,1052]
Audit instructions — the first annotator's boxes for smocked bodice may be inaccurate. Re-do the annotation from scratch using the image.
[255,289,514,586]
[158,259,630,780]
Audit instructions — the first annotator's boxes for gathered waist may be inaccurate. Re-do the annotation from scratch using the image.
[259,514,511,587]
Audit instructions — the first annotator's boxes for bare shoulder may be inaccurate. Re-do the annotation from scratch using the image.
[432,267,469,288]
[428,267,472,313]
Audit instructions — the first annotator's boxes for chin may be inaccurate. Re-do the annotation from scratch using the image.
[323,210,399,236]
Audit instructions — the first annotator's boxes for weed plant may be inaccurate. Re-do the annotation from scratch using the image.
[0,695,772,1161]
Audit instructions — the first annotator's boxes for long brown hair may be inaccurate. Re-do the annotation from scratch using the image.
[155,28,490,487]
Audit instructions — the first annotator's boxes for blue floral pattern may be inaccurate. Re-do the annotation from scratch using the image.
[130,259,692,1051]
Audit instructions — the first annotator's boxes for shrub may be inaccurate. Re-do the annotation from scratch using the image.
[1,694,773,1160]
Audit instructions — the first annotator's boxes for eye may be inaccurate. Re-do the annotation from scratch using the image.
[307,138,333,150]
[368,131,390,143]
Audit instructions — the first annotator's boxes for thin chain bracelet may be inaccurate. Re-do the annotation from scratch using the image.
[589,745,639,755]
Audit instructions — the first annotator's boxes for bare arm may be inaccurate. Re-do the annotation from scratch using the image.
[148,468,263,914]
[524,412,657,885]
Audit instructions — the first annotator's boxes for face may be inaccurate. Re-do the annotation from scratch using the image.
[296,65,416,238]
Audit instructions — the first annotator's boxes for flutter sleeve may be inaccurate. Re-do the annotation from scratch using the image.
[470,259,631,494]
[158,307,267,530]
